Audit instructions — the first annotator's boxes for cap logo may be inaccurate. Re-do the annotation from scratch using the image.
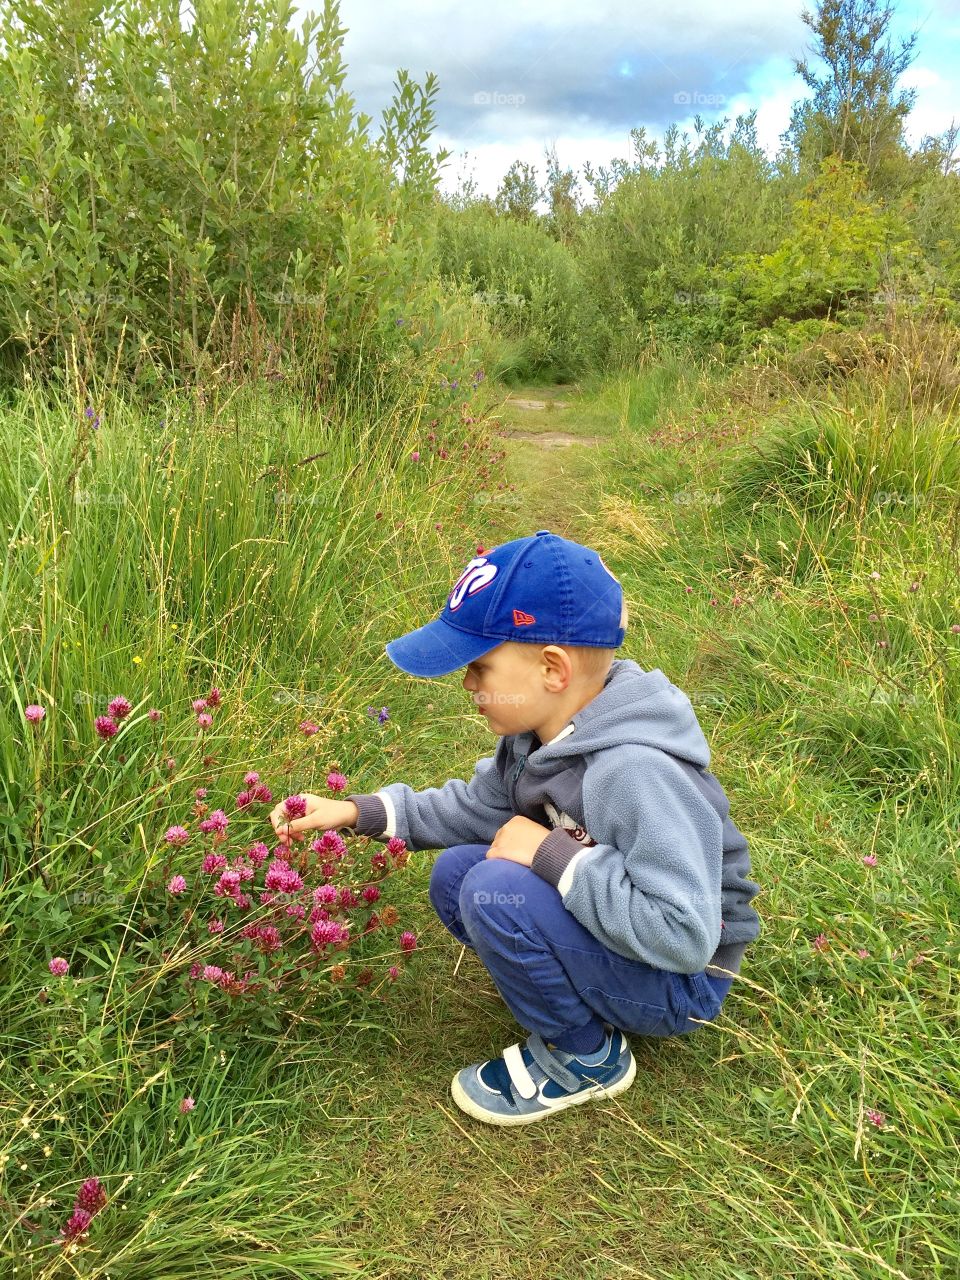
[448,556,498,611]
[512,609,536,626]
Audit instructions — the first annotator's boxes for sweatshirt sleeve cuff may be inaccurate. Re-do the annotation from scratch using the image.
[530,827,586,888]
[346,793,388,838]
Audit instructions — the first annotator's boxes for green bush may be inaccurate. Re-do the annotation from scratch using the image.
[0,0,453,404]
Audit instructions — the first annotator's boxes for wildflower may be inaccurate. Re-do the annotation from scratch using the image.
[310,919,350,950]
[192,698,209,713]
[208,918,224,934]
[909,581,919,592]
[951,624,960,634]
[189,962,202,979]
[199,809,229,834]
[299,720,320,736]
[362,884,381,904]
[165,756,176,771]
[167,875,187,895]
[380,904,399,926]
[864,1108,886,1128]
[356,967,373,987]
[313,883,338,905]
[386,836,407,857]
[202,852,228,874]
[107,696,132,720]
[375,511,383,520]
[862,854,878,867]
[709,599,718,608]
[435,522,442,531]
[75,1177,107,1215]
[60,1208,92,1240]
[869,571,881,580]
[94,715,118,739]
[857,948,870,959]
[179,1097,195,1113]
[388,965,401,981]
[364,912,381,933]
[312,830,346,857]
[339,887,358,909]
[195,787,208,799]
[868,612,879,622]
[235,789,253,808]
[148,708,161,721]
[197,712,213,728]
[246,841,270,866]
[48,957,70,977]
[201,965,223,982]
[439,448,449,459]
[328,964,346,982]
[326,771,348,792]
[244,771,260,786]
[164,825,189,846]
[684,586,693,594]
[283,794,307,820]
[410,450,420,462]
[400,931,417,953]
[371,851,388,872]
[812,933,829,953]
[253,783,273,803]
[24,704,45,722]
[132,655,142,665]
[207,687,222,707]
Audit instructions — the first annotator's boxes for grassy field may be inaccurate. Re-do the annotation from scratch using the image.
[2,349,958,1279]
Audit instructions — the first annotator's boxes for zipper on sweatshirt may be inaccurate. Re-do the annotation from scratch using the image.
[512,754,527,784]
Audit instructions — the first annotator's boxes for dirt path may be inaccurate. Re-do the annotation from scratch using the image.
[486,383,615,545]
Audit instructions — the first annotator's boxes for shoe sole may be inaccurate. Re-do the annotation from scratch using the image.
[450,1049,637,1127]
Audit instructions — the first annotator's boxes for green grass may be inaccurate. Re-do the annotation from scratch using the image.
[2,350,958,1279]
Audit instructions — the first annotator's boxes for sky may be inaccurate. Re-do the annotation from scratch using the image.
[313,0,960,205]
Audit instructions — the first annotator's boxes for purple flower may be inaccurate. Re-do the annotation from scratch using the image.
[48,957,69,977]
[24,703,46,723]
[862,854,878,867]
[410,450,420,462]
[167,874,187,895]
[107,696,132,720]
[147,708,161,722]
[197,712,213,729]
[164,825,190,846]
[94,716,118,739]
[179,1096,195,1113]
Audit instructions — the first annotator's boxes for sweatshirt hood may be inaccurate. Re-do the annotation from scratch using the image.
[516,657,711,768]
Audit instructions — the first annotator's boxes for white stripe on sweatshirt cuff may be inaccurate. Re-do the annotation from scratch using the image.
[557,847,594,897]
[375,790,397,839]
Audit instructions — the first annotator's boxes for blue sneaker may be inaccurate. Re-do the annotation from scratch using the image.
[450,1023,636,1126]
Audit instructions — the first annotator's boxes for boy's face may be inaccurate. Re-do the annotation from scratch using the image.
[461,641,550,737]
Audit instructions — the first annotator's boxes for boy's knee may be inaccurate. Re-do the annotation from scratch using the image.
[459,857,529,926]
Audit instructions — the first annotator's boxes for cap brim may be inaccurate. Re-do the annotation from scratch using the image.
[385,618,501,677]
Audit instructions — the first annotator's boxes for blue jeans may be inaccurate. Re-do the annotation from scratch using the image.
[428,844,734,1046]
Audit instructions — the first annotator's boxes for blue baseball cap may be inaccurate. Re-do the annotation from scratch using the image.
[385,529,626,677]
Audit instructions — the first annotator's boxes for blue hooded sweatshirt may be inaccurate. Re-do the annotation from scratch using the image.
[347,657,761,976]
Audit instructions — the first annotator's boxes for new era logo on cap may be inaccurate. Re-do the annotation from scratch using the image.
[512,609,536,626]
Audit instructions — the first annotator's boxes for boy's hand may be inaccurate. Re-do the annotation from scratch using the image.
[485,815,552,867]
[269,795,359,848]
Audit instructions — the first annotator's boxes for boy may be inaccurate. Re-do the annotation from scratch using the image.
[271,529,762,1127]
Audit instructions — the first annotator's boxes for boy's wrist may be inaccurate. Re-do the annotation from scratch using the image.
[530,827,584,888]
[345,793,388,837]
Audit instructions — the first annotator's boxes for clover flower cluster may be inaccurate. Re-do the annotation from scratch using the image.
[158,782,416,1001]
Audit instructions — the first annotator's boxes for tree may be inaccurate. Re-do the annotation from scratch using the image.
[542,143,580,244]
[494,159,541,223]
[782,0,919,196]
